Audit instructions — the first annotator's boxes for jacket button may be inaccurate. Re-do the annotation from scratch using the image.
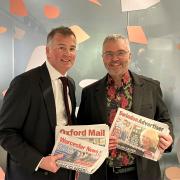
[44,171,49,175]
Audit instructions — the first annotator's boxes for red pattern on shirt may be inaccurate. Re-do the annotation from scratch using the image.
[107,72,135,167]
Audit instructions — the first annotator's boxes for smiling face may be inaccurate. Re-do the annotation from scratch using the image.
[102,38,131,79]
[46,33,76,75]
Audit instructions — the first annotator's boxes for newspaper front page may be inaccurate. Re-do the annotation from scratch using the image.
[110,108,169,161]
[52,124,109,174]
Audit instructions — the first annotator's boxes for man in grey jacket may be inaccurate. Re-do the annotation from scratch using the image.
[77,34,173,180]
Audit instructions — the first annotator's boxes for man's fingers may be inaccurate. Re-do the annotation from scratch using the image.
[158,134,173,153]
[109,136,118,150]
[158,142,166,151]
[53,154,64,161]
[39,155,60,173]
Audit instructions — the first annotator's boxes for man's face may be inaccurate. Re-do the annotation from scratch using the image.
[102,39,131,78]
[46,33,76,75]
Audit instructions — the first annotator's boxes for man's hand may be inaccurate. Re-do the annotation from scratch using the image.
[39,154,63,173]
[109,136,118,150]
[158,134,173,154]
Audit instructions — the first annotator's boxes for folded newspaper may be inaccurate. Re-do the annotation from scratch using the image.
[52,124,109,174]
[110,108,170,161]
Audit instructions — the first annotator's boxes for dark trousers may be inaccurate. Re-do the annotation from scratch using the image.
[6,159,75,180]
[107,166,138,180]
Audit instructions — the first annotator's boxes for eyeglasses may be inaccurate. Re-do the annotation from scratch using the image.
[103,50,129,58]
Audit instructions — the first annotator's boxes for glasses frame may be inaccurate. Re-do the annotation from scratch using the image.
[102,50,129,59]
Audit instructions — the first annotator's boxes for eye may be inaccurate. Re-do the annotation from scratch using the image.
[107,53,113,56]
[117,52,124,55]
[117,51,129,57]
[70,47,76,52]
[103,52,113,57]
[59,46,66,51]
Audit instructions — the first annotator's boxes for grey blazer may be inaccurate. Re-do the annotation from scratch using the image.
[77,71,173,180]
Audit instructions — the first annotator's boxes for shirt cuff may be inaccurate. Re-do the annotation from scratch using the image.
[35,157,44,171]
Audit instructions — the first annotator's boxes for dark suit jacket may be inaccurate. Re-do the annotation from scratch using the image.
[0,63,76,180]
[77,71,173,180]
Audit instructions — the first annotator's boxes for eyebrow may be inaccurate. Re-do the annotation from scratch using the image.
[57,43,76,47]
[104,50,128,53]
[103,51,113,53]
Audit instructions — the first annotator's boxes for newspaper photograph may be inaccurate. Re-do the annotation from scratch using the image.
[52,133,108,174]
[52,124,109,174]
[110,108,170,161]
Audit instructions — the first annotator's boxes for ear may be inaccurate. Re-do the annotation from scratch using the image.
[102,51,105,59]
[46,46,50,58]
[46,46,49,54]
[129,52,132,59]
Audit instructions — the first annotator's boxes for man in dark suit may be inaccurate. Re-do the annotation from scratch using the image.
[0,26,77,180]
[77,34,173,180]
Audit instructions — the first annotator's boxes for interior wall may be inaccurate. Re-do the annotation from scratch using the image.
[0,0,180,177]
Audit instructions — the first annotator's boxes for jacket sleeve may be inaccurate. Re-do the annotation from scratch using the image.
[155,82,174,152]
[77,88,90,125]
[0,76,43,173]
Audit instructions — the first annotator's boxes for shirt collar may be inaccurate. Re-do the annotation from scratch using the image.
[46,60,67,81]
[107,71,131,87]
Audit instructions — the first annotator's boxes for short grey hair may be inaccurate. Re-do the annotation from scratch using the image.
[102,34,130,52]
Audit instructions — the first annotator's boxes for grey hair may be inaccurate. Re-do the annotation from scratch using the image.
[102,34,130,52]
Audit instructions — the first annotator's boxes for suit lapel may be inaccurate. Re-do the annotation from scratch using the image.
[39,63,56,132]
[131,72,144,114]
[95,76,108,124]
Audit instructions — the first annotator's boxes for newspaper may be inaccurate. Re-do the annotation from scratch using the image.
[52,124,109,174]
[110,108,170,161]
[55,124,109,147]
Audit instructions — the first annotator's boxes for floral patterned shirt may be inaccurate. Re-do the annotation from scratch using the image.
[107,72,135,168]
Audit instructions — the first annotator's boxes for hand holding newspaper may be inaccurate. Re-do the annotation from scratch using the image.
[52,124,109,174]
[110,108,170,161]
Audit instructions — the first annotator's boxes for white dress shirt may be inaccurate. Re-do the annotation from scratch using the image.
[35,60,72,171]
[46,60,72,126]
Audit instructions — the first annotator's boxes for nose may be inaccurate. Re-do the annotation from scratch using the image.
[111,54,119,61]
[63,48,71,56]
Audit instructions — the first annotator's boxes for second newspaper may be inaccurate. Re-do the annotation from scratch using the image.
[110,108,170,161]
